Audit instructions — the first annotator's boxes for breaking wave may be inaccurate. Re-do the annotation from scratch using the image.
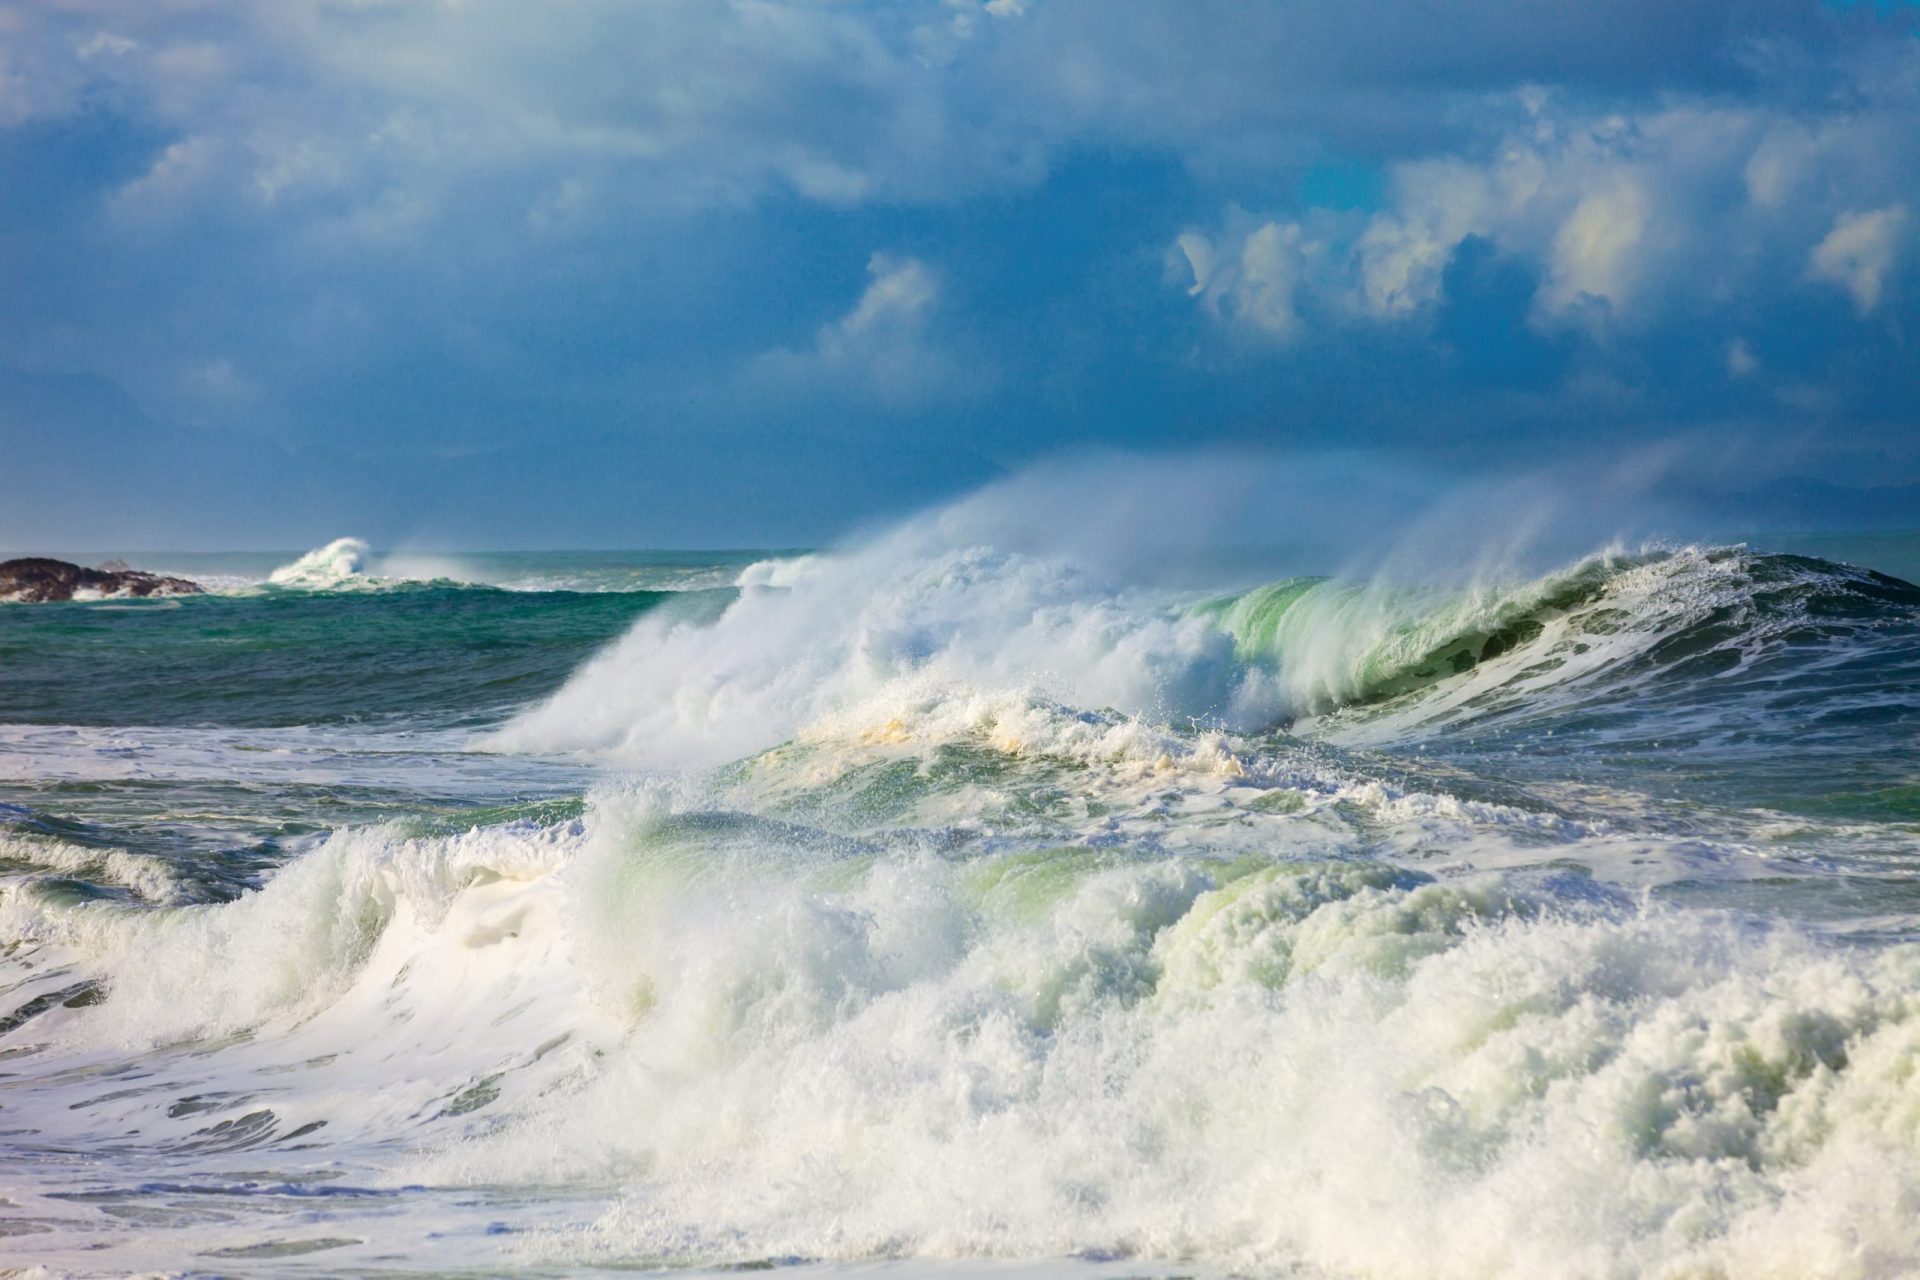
[5,472,1920,1276]
[267,536,376,588]
[494,528,1920,770]
[6,776,1920,1276]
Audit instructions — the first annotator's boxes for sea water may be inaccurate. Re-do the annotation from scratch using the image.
[3,500,1920,1278]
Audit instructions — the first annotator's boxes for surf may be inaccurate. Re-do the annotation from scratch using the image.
[4,471,1919,1276]
[7,775,1920,1277]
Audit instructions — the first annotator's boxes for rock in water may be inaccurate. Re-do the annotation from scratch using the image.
[0,558,205,603]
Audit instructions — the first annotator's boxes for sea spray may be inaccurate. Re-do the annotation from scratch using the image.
[267,536,373,588]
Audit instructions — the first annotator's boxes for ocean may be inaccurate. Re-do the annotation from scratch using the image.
[4,510,1920,1278]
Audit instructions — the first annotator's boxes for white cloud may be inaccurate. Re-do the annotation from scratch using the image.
[112,134,227,222]
[76,32,136,61]
[179,357,261,420]
[1179,92,1920,345]
[1183,106,1687,341]
[1541,177,1649,319]
[1176,218,1318,340]
[757,253,960,404]
[821,253,939,352]
[1807,205,1909,315]
[1362,110,1721,328]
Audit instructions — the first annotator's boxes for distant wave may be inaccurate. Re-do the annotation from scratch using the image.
[260,536,468,593]
[267,536,374,587]
[255,537,510,594]
[254,538,754,596]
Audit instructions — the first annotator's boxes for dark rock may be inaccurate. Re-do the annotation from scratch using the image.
[0,557,204,603]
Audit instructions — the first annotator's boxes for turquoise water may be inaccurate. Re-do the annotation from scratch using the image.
[3,525,1920,1277]
[0,583,677,728]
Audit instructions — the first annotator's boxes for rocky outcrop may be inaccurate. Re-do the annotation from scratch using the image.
[0,557,204,603]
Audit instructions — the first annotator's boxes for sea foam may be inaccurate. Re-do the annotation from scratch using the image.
[10,782,1919,1277]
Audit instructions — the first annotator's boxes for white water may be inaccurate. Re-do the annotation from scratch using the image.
[6,755,1920,1276]
[5,475,1920,1277]
[489,517,1832,771]
[201,539,757,594]
[492,539,1278,767]
[266,536,374,588]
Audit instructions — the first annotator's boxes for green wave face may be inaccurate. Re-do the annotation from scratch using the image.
[1195,547,1920,727]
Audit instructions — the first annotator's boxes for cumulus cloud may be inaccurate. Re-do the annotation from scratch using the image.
[1807,205,1909,315]
[828,254,941,347]
[756,253,962,405]
[1176,87,1920,343]
[1175,217,1325,341]
[1540,177,1650,320]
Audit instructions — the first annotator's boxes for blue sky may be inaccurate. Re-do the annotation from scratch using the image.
[1,0,1916,548]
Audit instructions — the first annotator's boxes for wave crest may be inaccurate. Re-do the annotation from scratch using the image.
[496,529,1920,768]
[267,536,373,588]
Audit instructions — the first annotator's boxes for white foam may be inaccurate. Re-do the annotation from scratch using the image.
[0,833,185,904]
[267,536,372,588]
[486,504,1744,777]
[389,808,1920,1277]
[1,818,580,1051]
[491,535,1282,768]
[7,775,1919,1275]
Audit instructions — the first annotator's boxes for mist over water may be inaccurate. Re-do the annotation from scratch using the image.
[4,457,1920,1278]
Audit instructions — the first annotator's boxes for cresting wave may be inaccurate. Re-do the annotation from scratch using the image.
[0,829,186,906]
[246,539,762,595]
[259,536,482,593]
[266,535,374,588]
[1207,544,1920,745]
[4,494,1920,1277]
[495,532,1920,765]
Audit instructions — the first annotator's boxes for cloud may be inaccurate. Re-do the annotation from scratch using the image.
[1175,216,1323,341]
[1807,205,1909,315]
[1539,177,1650,320]
[0,0,1901,235]
[0,0,1051,235]
[0,0,1917,542]
[1176,86,1920,344]
[756,253,962,405]
[825,254,940,350]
